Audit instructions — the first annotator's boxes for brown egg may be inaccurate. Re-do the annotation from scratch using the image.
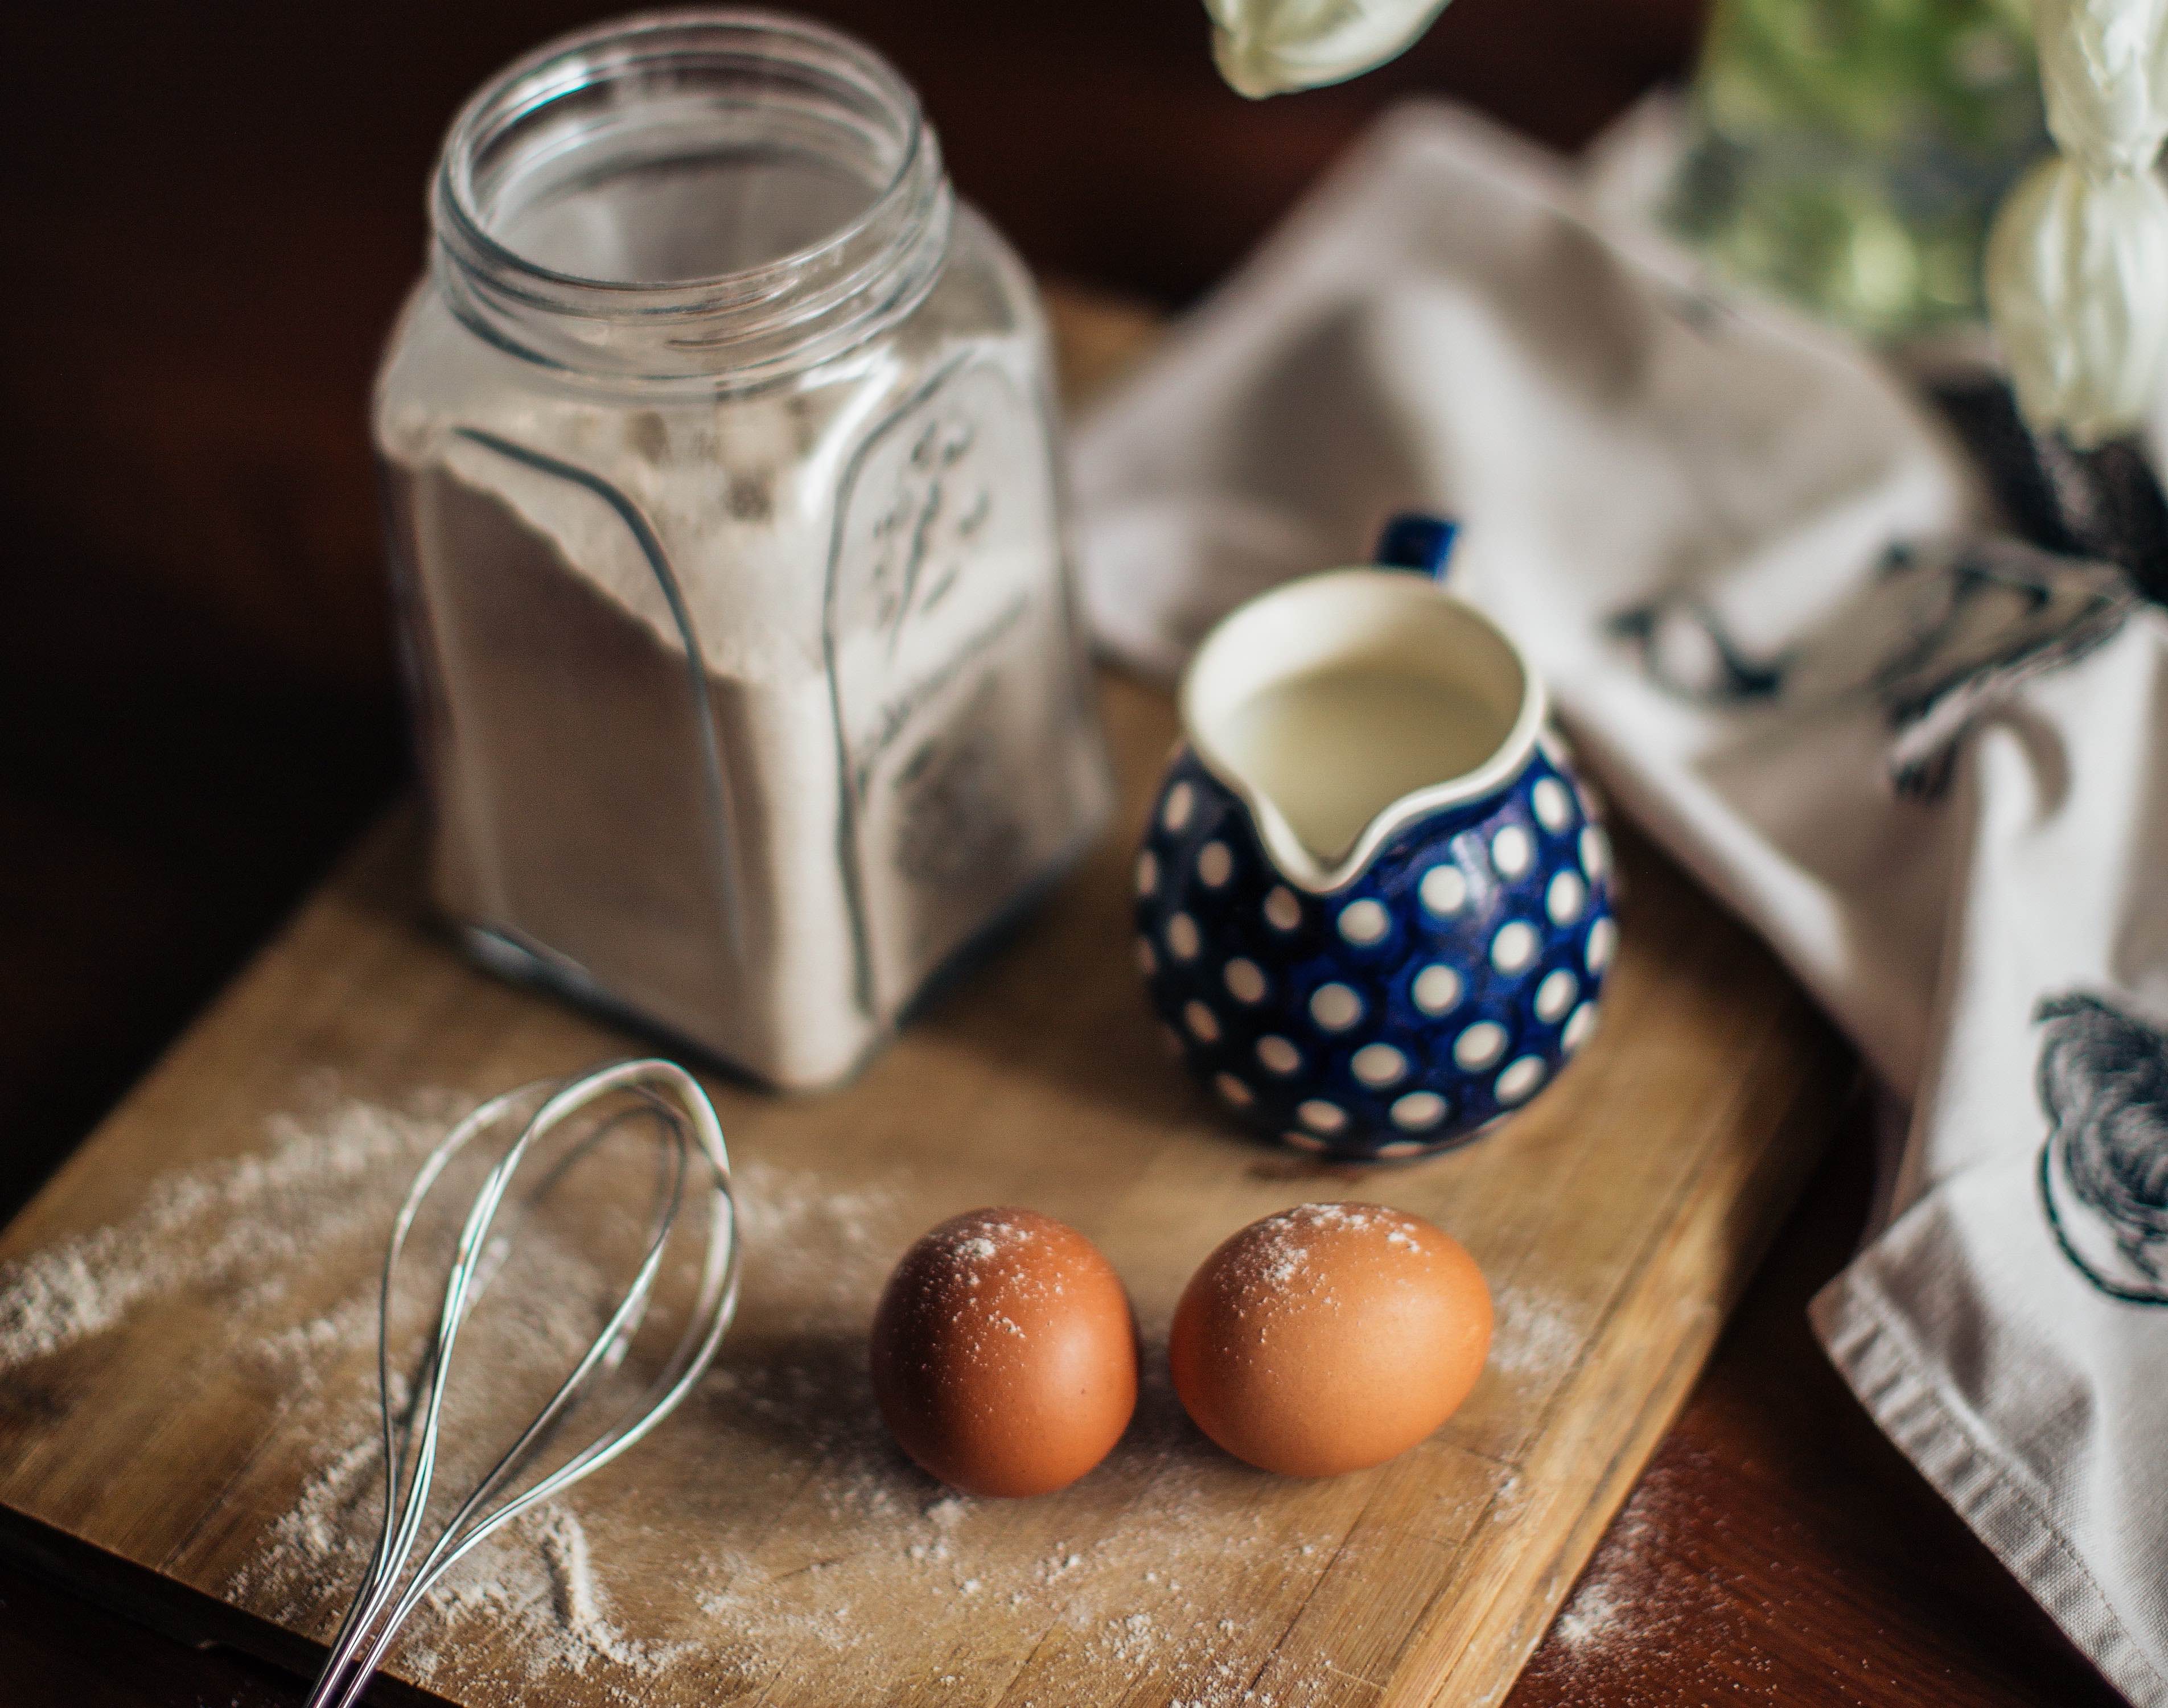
[1170,1202,1491,1477]
[871,1207,1138,1497]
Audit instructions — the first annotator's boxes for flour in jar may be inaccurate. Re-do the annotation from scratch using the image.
[378,275,1111,1090]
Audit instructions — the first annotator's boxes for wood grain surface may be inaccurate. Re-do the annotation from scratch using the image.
[0,603,1856,1708]
[0,6,2132,1705]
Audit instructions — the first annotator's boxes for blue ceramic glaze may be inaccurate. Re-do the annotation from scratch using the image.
[1134,513,1616,1159]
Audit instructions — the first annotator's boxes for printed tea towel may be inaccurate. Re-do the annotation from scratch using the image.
[1071,102,2168,1706]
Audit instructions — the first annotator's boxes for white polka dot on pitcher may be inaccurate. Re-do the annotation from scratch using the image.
[1454,1021,1507,1070]
[1257,1036,1301,1075]
[1213,1072,1253,1108]
[1310,983,1363,1031]
[1165,913,1200,961]
[1338,899,1389,945]
[1223,958,1266,1003]
[1352,1043,1408,1086]
[1581,825,1608,883]
[1183,1000,1220,1043]
[1535,968,1577,1023]
[1419,865,1467,916]
[1391,1092,1447,1130]
[1197,841,1233,887]
[1136,937,1157,977]
[1496,1056,1546,1104]
[1412,964,1462,1015]
[1298,1100,1347,1134]
[1491,825,1533,879]
[1135,850,1158,897]
[1546,870,1585,925]
[1264,887,1303,932]
[1161,781,1195,832]
[1533,777,1573,833]
[1283,1129,1328,1153]
[1491,921,1537,973]
[1585,916,1617,974]
[1563,1003,1598,1054]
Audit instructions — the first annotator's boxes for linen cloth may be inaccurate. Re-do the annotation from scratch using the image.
[1071,101,2168,1705]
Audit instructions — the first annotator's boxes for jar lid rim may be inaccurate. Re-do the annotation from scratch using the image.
[433,7,935,311]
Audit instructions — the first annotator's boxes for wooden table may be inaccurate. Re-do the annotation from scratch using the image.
[0,3,2128,1703]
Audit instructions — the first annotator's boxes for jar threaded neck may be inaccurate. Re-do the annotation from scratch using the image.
[431,9,952,389]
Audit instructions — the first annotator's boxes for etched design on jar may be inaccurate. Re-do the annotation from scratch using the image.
[827,360,1100,1015]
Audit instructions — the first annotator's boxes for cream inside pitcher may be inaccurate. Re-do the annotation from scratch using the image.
[1181,569,1545,888]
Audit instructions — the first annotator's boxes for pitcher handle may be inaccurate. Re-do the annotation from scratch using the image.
[1374,511,1460,581]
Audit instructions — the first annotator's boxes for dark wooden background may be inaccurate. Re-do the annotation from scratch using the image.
[0,2,2126,1703]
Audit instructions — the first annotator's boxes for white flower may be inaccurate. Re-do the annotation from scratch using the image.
[1207,0,1453,98]
[1986,153,2168,447]
[2034,0,2168,172]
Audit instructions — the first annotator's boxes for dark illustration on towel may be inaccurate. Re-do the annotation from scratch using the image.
[1928,371,2168,608]
[2035,991,2168,1307]
[1613,536,2133,797]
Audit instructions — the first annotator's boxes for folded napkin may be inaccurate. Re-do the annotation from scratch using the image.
[1072,101,2168,1706]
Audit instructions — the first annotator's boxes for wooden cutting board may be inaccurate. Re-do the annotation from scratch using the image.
[0,290,1852,1708]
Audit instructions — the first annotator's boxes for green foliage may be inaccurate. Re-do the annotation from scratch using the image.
[1667,0,2046,336]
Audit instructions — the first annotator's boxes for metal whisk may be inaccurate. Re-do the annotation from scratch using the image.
[302,1057,740,1708]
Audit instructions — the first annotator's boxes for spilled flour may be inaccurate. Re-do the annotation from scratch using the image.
[0,1085,1576,1707]
[0,1090,459,1367]
[1524,1464,1792,1707]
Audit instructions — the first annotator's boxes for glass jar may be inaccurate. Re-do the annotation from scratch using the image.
[375,10,1112,1089]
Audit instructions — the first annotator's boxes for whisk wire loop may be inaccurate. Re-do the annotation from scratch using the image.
[303,1058,738,1708]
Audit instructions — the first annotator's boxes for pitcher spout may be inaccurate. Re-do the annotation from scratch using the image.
[1180,567,1547,893]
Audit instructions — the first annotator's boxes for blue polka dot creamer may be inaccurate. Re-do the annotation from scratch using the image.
[1134,515,1616,1159]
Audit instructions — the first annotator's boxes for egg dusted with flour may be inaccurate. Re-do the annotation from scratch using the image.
[1170,1202,1491,1477]
[871,1209,1138,1496]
